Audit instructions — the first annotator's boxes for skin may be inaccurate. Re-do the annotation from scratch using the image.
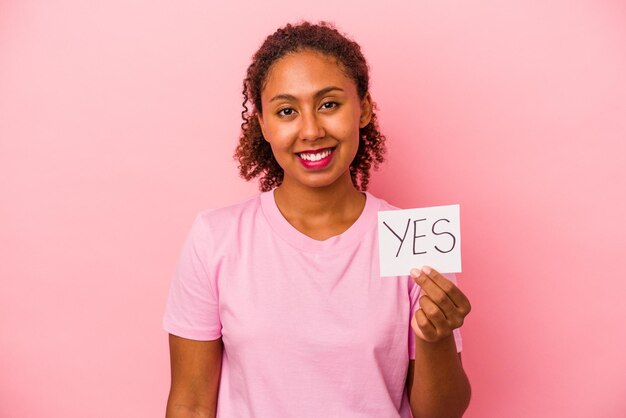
[166,335,222,418]
[407,266,472,417]
[257,50,372,239]
[166,49,472,417]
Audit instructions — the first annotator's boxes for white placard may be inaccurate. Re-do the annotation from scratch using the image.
[378,204,461,277]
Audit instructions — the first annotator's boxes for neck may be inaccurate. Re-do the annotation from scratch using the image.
[273,173,365,224]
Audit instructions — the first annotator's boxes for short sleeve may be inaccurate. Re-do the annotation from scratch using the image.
[162,213,222,341]
[408,272,463,358]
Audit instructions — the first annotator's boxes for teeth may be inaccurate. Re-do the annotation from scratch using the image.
[299,149,332,161]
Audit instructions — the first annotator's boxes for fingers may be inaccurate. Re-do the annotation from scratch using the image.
[410,266,471,342]
[413,295,453,342]
[412,270,456,317]
[419,294,448,330]
[411,266,471,318]
[413,308,436,341]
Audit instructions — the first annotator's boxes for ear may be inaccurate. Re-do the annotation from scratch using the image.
[257,112,269,142]
[359,92,373,128]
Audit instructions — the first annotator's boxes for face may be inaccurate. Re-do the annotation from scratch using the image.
[257,50,372,190]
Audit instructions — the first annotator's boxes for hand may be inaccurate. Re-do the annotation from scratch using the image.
[410,266,471,343]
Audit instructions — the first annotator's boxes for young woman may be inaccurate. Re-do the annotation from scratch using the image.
[164,21,471,418]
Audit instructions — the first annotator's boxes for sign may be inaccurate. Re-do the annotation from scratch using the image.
[377,204,461,277]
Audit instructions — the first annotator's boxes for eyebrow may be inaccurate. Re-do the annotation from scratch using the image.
[269,86,344,102]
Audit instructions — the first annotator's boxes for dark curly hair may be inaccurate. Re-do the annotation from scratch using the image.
[234,21,386,192]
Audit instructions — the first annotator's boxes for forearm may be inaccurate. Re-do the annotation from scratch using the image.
[408,334,471,418]
[166,401,215,418]
[166,335,222,418]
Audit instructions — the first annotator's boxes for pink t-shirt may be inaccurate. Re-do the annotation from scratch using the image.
[163,191,462,417]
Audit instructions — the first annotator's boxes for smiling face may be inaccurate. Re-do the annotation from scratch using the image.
[258,49,372,191]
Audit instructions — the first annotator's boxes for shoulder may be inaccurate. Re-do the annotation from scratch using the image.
[183,193,264,250]
[366,192,399,212]
[195,193,263,230]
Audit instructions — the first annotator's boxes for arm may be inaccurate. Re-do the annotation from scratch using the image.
[407,346,470,418]
[406,267,471,418]
[166,334,223,418]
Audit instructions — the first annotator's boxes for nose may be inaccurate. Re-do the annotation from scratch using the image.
[298,110,325,141]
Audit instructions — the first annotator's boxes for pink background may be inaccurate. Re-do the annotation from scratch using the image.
[1,1,625,417]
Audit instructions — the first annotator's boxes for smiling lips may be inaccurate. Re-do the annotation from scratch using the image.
[296,147,335,169]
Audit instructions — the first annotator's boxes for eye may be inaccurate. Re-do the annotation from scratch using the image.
[277,107,295,117]
[320,101,339,110]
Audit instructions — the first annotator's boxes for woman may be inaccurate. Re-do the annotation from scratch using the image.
[164,21,471,417]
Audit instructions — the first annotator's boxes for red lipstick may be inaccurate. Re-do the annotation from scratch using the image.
[296,147,335,170]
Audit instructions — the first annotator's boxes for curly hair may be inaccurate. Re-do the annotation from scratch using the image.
[234,21,386,192]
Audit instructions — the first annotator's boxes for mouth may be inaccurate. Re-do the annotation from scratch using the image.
[296,147,335,161]
[296,147,336,169]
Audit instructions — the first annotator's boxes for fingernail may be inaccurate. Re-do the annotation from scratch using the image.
[422,266,431,275]
[410,268,421,278]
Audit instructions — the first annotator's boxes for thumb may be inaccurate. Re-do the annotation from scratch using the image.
[411,314,426,340]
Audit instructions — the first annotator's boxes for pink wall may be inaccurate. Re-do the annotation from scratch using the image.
[1,1,625,416]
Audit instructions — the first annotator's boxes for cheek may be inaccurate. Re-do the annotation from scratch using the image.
[267,138,292,168]
[264,121,296,145]
[268,141,283,159]
[327,111,361,139]
[267,143,286,169]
